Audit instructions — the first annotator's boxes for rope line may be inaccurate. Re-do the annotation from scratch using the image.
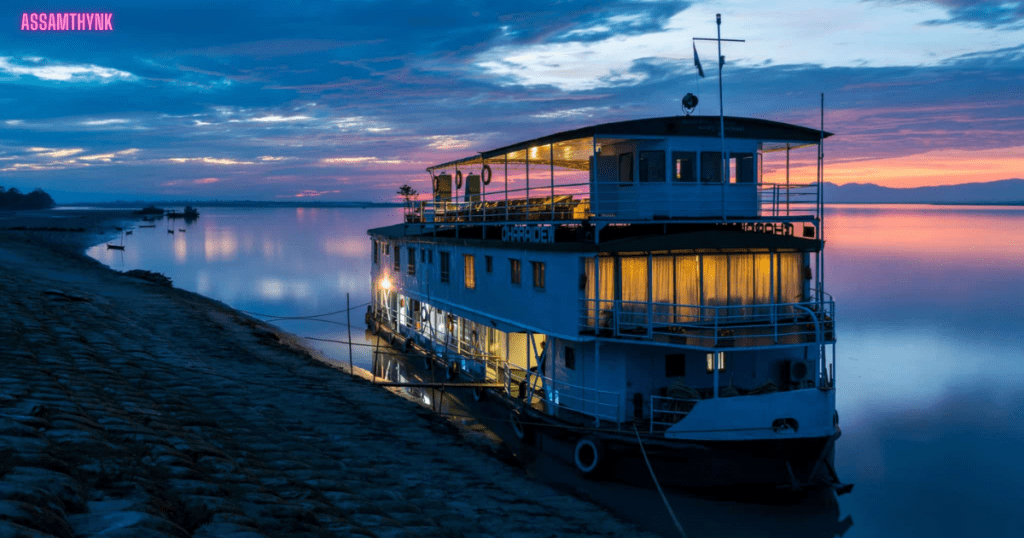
[239,301,370,321]
[634,424,688,538]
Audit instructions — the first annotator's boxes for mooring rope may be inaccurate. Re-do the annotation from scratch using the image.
[633,423,688,538]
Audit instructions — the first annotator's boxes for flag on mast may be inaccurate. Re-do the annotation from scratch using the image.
[693,42,705,78]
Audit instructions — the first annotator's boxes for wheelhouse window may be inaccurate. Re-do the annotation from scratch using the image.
[510,258,521,285]
[393,248,401,272]
[408,247,416,275]
[618,152,633,183]
[700,152,722,183]
[672,152,697,182]
[440,252,450,283]
[464,254,476,289]
[730,153,755,183]
[639,151,665,183]
[531,261,545,290]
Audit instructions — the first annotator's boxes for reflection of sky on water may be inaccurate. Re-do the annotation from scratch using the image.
[825,205,1024,537]
[87,207,403,370]
[87,204,1024,536]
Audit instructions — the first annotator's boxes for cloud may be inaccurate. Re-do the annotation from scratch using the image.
[30,148,85,158]
[162,177,221,187]
[0,57,136,83]
[167,157,255,165]
[246,115,312,123]
[80,119,131,126]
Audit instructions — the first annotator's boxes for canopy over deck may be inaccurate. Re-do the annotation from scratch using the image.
[427,115,833,172]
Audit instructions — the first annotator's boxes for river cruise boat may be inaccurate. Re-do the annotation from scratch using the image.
[367,114,850,494]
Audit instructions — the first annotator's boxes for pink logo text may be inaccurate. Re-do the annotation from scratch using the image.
[21,13,114,31]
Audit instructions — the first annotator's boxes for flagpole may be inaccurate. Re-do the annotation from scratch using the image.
[717,13,726,221]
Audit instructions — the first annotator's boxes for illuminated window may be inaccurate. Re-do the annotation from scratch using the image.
[464,254,476,289]
[639,151,665,182]
[706,352,725,373]
[440,252,450,283]
[408,247,416,276]
[672,152,697,182]
[730,153,755,183]
[531,261,545,290]
[510,258,521,285]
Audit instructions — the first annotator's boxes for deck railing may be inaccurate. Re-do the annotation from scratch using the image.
[504,364,622,424]
[649,395,700,433]
[403,181,821,227]
[578,298,835,347]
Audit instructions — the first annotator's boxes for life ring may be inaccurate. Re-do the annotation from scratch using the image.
[455,170,463,189]
[509,411,534,443]
[421,307,430,322]
[573,436,605,476]
[481,164,492,185]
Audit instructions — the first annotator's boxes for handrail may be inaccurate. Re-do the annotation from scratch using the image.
[505,364,621,423]
[579,297,835,348]
[650,395,699,433]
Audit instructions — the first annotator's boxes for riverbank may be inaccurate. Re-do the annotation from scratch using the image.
[0,210,654,537]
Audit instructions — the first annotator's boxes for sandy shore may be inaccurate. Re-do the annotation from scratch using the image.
[0,210,655,537]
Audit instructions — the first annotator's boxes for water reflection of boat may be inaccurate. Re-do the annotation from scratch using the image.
[367,109,850,495]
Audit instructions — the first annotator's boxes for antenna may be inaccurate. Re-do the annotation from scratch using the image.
[694,15,745,220]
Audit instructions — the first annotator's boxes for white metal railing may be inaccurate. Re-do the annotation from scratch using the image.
[649,395,699,433]
[403,180,821,227]
[504,364,621,424]
[578,298,835,347]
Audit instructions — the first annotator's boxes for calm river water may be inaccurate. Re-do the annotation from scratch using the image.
[88,205,1024,538]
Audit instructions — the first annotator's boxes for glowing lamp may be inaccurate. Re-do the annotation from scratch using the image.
[380,275,392,291]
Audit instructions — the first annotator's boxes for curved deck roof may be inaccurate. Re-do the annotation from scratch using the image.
[427,115,833,172]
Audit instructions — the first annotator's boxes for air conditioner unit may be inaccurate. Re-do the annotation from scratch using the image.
[786,360,813,383]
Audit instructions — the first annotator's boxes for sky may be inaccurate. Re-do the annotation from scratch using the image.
[1,0,1022,203]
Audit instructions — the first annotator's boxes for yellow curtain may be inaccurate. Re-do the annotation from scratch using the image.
[674,255,700,323]
[754,253,773,316]
[599,257,615,327]
[620,256,649,327]
[652,256,674,323]
[729,254,754,319]
[584,258,596,327]
[778,252,803,304]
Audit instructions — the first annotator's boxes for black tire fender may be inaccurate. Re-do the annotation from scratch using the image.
[481,164,492,185]
[510,411,533,443]
[574,436,605,476]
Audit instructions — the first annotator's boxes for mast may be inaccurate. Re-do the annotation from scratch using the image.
[717,14,726,220]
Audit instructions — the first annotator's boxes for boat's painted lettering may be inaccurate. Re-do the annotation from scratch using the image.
[501,225,553,244]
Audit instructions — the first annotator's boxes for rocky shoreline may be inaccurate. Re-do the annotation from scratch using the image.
[0,211,655,538]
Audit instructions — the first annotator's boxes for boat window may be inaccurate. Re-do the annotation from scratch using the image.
[464,254,476,289]
[440,252,450,283]
[639,151,665,183]
[700,152,722,183]
[730,153,755,184]
[372,240,379,264]
[408,247,416,276]
[565,346,576,370]
[421,248,426,263]
[428,249,433,264]
[393,248,401,272]
[618,152,633,184]
[485,255,493,273]
[531,261,546,290]
[706,352,726,373]
[384,243,390,255]
[665,353,686,377]
[510,258,521,285]
[672,152,697,182]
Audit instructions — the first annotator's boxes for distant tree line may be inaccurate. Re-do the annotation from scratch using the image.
[0,187,56,210]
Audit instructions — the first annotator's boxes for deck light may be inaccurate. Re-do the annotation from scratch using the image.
[380,275,392,291]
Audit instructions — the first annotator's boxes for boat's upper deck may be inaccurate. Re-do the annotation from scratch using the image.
[411,115,831,233]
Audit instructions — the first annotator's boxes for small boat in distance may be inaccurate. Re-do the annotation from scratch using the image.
[178,228,186,232]
[106,244,125,250]
[135,205,165,216]
[166,206,200,219]
[167,229,174,234]
[139,224,156,228]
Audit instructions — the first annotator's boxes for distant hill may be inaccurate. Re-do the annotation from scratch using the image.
[64,200,404,209]
[823,179,1024,205]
